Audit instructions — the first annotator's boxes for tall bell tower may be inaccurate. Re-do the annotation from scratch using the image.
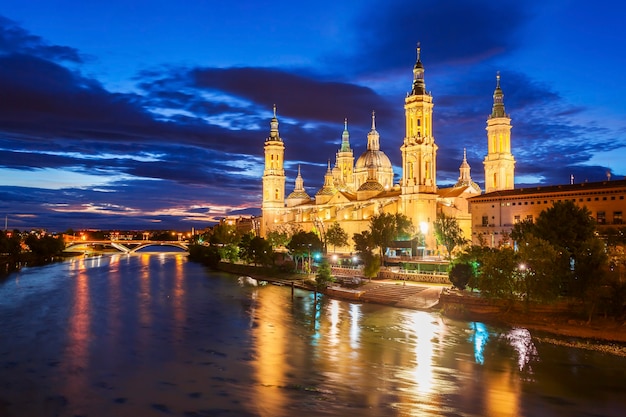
[483,73,515,193]
[401,43,437,194]
[400,44,438,248]
[261,105,285,237]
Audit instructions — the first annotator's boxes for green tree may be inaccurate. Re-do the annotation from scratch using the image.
[448,263,472,290]
[433,212,467,259]
[248,236,274,266]
[477,246,518,303]
[24,234,65,259]
[188,244,221,269]
[0,230,22,258]
[315,258,335,288]
[353,230,380,279]
[454,244,492,291]
[369,212,414,262]
[510,218,535,243]
[325,222,349,252]
[287,231,322,272]
[534,201,605,298]
[209,223,241,263]
[209,223,240,246]
[516,235,562,307]
[266,229,290,250]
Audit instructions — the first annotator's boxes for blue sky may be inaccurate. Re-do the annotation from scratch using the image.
[1,0,625,232]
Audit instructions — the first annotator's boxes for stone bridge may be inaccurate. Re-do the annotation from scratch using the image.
[64,240,189,254]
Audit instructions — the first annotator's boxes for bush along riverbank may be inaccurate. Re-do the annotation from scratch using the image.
[439,288,626,347]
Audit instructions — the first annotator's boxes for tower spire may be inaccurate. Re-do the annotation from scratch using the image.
[411,42,426,95]
[367,110,380,151]
[268,104,281,141]
[491,72,506,118]
[340,118,351,152]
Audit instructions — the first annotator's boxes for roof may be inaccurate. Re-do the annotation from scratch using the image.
[468,179,626,201]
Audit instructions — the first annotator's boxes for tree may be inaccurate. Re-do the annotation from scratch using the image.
[209,223,240,246]
[287,231,322,272]
[24,234,65,259]
[533,201,606,298]
[510,218,535,243]
[433,212,467,259]
[325,222,349,252]
[250,236,274,266]
[353,230,380,279]
[449,263,472,290]
[315,258,335,288]
[0,230,22,258]
[453,244,492,291]
[266,222,301,250]
[516,235,562,307]
[477,246,518,303]
[209,223,241,263]
[369,212,414,262]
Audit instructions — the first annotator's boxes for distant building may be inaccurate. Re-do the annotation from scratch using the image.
[469,179,626,247]
[221,215,258,236]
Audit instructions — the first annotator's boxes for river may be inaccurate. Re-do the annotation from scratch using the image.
[0,253,625,417]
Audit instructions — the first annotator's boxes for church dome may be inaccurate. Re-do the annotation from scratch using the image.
[287,190,311,199]
[357,178,385,192]
[355,149,393,171]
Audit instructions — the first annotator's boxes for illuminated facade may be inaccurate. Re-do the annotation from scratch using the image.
[261,47,490,254]
[469,179,626,247]
[483,73,515,193]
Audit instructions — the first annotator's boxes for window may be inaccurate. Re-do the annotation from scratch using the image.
[482,216,489,227]
[514,215,521,223]
[526,214,533,221]
[614,211,623,224]
[597,211,606,225]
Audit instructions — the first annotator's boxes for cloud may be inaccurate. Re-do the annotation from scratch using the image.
[0,15,82,63]
[327,0,533,76]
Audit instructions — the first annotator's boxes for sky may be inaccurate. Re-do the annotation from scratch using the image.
[1,0,625,232]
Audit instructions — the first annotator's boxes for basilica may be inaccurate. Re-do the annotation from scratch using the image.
[260,46,515,254]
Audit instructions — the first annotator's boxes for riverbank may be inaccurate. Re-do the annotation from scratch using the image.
[213,261,626,346]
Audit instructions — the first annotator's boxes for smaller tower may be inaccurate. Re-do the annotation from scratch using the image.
[333,118,355,191]
[286,165,311,207]
[316,160,338,204]
[455,148,481,193]
[261,105,286,237]
[483,73,515,193]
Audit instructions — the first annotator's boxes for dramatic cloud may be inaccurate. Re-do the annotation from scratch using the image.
[0,1,624,231]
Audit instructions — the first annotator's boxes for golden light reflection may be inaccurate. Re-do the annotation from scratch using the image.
[139,254,152,329]
[327,299,341,348]
[251,287,288,416]
[172,254,185,344]
[406,311,439,396]
[63,258,91,399]
[349,303,361,351]
[484,362,521,417]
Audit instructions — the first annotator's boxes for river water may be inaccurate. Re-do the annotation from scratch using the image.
[1,253,625,417]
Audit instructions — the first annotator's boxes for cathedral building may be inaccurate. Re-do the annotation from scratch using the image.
[261,46,507,255]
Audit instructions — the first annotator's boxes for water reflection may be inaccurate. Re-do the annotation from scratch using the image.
[1,256,626,417]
